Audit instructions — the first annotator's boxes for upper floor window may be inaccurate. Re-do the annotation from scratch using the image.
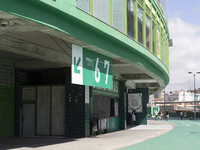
[156,0,168,22]
[76,0,90,13]
[127,0,135,39]
[146,14,150,49]
[138,5,143,44]
[152,22,156,54]
[76,0,167,64]
[113,0,125,32]
[156,29,160,58]
[93,0,110,24]
[161,35,163,61]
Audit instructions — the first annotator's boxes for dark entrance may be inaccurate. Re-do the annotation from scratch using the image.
[17,68,66,136]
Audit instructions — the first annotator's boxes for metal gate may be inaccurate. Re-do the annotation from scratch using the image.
[22,86,65,136]
[37,87,51,136]
[51,86,65,135]
[22,104,35,136]
[22,87,36,137]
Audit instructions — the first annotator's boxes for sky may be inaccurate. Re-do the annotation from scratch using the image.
[165,0,200,93]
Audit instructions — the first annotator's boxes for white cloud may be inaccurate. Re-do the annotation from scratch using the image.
[166,17,200,93]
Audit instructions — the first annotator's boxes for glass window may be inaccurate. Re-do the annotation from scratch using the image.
[137,5,143,44]
[127,0,135,39]
[146,14,150,49]
[93,0,110,24]
[152,22,156,54]
[157,0,168,22]
[157,29,160,58]
[76,0,90,13]
[113,0,125,32]
[163,40,166,64]
[161,35,163,61]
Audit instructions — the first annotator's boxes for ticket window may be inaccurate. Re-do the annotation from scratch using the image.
[93,95,110,119]
[110,99,119,117]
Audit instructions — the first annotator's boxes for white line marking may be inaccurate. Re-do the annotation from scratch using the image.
[189,122,200,126]
[182,122,190,126]
[171,123,178,126]
[128,125,174,130]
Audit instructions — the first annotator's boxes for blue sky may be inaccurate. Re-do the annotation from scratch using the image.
[168,0,200,24]
[166,0,200,93]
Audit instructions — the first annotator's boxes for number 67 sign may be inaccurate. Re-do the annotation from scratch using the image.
[72,44,113,89]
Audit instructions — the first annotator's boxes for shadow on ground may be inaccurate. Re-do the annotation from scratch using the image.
[0,136,76,150]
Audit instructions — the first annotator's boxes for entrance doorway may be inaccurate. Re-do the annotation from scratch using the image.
[22,86,65,136]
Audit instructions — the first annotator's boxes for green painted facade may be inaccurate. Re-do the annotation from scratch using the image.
[0,0,169,87]
[0,0,169,138]
[107,117,120,132]
[0,57,15,137]
[66,68,90,138]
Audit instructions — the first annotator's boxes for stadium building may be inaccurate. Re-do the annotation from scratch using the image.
[0,0,169,138]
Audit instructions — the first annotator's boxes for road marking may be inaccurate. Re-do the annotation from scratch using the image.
[128,125,173,130]
[171,123,178,126]
[189,122,200,126]
[182,122,190,126]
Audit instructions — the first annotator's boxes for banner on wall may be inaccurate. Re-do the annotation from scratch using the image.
[128,93,143,113]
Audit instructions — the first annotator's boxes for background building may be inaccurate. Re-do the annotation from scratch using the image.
[0,0,169,138]
[151,90,200,115]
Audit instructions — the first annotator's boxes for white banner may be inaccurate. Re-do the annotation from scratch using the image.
[128,93,142,113]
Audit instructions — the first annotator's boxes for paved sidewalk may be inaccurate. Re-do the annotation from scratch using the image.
[0,120,173,150]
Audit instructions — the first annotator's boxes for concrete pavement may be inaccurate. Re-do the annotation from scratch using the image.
[0,120,173,150]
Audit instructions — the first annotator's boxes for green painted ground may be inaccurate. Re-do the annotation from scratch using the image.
[119,120,200,150]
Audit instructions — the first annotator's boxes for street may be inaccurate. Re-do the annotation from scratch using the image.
[120,120,200,150]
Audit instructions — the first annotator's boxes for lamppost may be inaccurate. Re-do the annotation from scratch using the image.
[188,72,200,120]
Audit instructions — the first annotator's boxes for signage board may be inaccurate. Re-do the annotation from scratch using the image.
[128,93,143,113]
[72,44,113,89]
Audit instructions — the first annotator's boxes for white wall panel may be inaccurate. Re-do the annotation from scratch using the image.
[23,104,35,136]
[37,87,50,136]
[22,87,36,101]
[52,86,65,135]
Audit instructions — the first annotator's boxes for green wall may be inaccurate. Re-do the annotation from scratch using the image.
[65,68,90,138]
[107,117,120,132]
[0,58,15,137]
[0,86,15,137]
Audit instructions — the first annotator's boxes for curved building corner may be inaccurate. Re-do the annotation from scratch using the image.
[0,0,169,138]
